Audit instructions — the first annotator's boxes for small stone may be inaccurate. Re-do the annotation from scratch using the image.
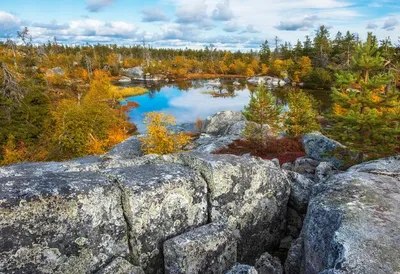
[226,264,258,274]
[271,158,280,168]
[254,252,283,274]
[279,236,294,250]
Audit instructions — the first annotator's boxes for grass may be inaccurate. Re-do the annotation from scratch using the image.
[111,86,148,99]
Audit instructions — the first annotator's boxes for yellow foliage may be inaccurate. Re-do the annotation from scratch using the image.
[140,112,191,155]
[333,103,348,115]
[111,86,148,100]
[106,127,130,147]
[0,135,28,166]
[85,134,105,155]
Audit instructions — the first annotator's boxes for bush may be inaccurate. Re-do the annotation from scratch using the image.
[140,112,191,155]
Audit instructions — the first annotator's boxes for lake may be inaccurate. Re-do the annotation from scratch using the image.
[118,79,332,132]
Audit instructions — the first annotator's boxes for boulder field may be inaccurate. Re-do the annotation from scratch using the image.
[0,111,399,274]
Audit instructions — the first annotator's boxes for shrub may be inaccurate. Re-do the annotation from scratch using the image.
[140,112,191,155]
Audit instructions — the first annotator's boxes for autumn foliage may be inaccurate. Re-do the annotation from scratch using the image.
[140,112,191,155]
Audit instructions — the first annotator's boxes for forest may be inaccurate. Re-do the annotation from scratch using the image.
[0,26,399,165]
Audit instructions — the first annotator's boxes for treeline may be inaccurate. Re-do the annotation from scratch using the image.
[0,26,399,165]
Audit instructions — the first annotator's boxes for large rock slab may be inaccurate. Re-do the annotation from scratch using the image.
[109,163,208,274]
[285,171,317,213]
[301,167,400,273]
[348,155,400,176]
[0,156,102,178]
[164,222,236,274]
[180,153,290,263]
[0,172,128,273]
[202,111,246,136]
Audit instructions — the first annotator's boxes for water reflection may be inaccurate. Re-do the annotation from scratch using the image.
[119,79,332,132]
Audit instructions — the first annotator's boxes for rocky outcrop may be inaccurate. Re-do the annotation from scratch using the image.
[201,111,246,136]
[109,163,208,273]
[104,135,143,159]
[121,66,144,80]
[302,132,349,168]
[0,151,292,273]
[0,171,128,273]
[164,222,236,274]
[180,153,290,263]
[118,76,132,83]
[300,156,400,273]
[46,67,65,77]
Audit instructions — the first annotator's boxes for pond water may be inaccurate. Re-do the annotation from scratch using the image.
[118,79,332,132]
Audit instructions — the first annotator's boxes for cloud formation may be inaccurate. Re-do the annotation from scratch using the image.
[86,0,115,12]
[382,17,398,30]
[212,1,234,21]
[0,11,21,37]
[366,22,378,29]
[275,15,319,31]
[141,9,169,22]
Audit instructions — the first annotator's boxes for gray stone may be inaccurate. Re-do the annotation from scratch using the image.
[46,67,65,76]
[302,132,347,167]
[314,161,337,183]
[285,171,316,213]
[121,66,144,80]
[118,76,132,83]
[180,153,290,263]
[254,252,283,274]
[302,167,400,273]
[281,162,293,171]
[96,257,145,274]
[104,136,143,159]
[271,158,280,168]
[0,172,128,274]
[227,264,258,274]
[348,155,400,176]
[109,163,208,274]
[0,156,102,178]
[202,111,245,136]
[284,237,304,274]
[292,157,320,180]
[286,225,300,238]
[164,222,237,274]
[194,134,237,154]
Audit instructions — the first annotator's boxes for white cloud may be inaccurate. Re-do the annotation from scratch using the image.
[0,11,21,37]
[141,9,169,22]
[276,15,319,31]
[382,17,398,30]
[212,1,234,21]
[86,0,116,12]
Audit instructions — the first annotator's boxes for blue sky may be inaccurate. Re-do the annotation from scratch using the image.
[0,0,399,50]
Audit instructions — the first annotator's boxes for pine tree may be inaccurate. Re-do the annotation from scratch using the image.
[285,90,320,138]
[243,82,282,146]
[329,36,400,159]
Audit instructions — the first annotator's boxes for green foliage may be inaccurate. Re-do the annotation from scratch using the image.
[328,38,400,159]
[304,68,333,89]
[243,83,282,145]
[285,90,321,137]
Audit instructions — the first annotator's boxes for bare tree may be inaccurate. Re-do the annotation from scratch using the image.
[0,62,26,103]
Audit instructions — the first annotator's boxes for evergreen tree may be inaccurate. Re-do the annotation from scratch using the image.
[243,82,282,146]
[260,40,271,65]
[285,89,321,137]
[329,37,400,159]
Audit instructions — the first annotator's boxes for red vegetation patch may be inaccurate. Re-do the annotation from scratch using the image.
[214,137,305,165]
[121,101,140,112]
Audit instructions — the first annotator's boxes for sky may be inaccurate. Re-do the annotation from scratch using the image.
[0,0,399,50]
